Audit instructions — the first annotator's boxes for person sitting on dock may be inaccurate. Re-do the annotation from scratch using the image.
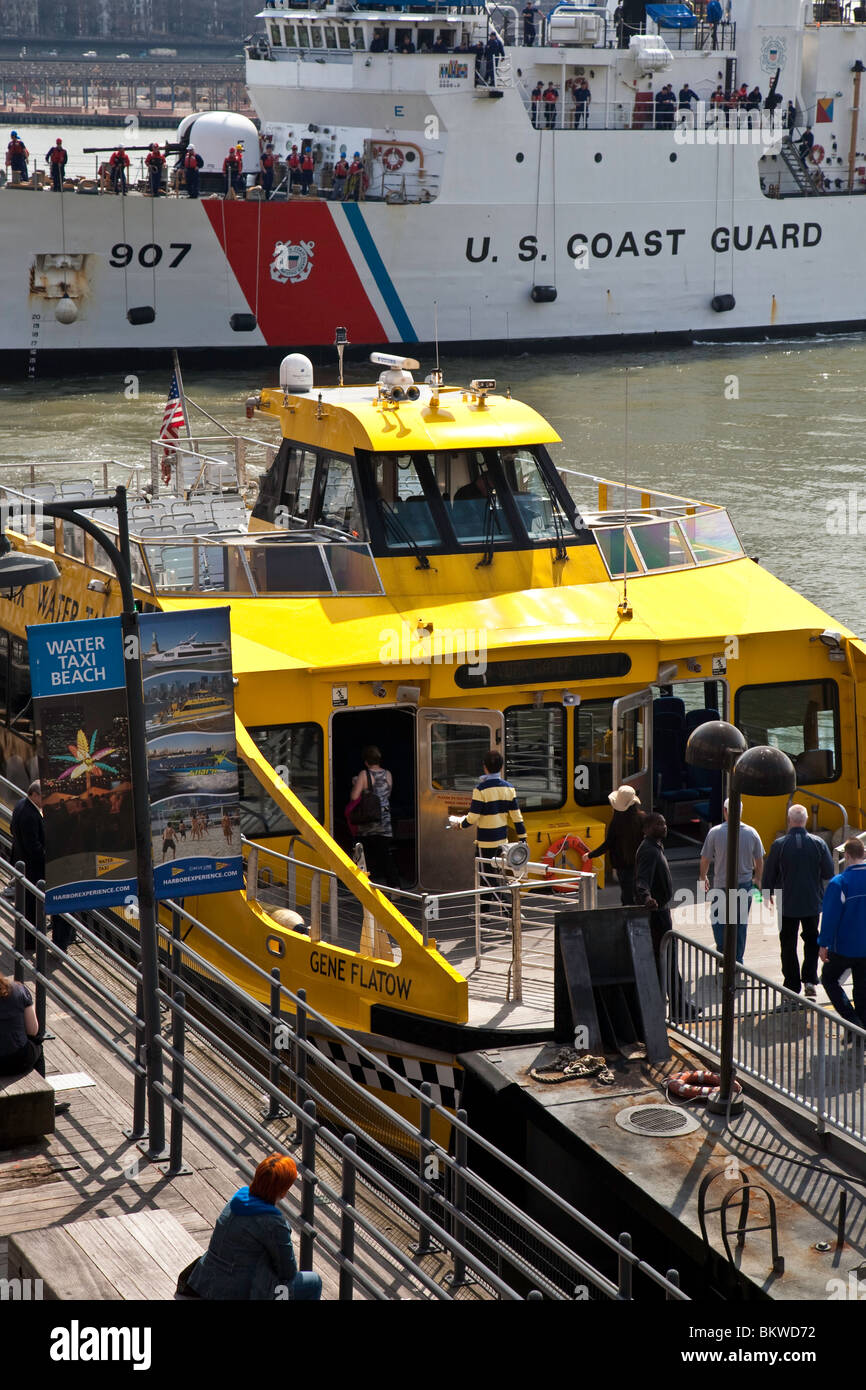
[819,838,866,1029]
[0,973,44,1081]
[45,138,67,193]
[109,145,130,195]
[6,131,29,183]
[186,1153,322,1301]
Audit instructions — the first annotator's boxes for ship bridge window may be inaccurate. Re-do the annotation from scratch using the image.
[338,25,352,48]
[318,454,366,538]
[501,447,575,544]
[324,24,338,47]
[372,453,439,551]
[735,680,841,785]
[269,22,283,45]
[505,704,566,810]
[240,723,323,836]
[444,451,515,546]
[353,26,366,48]
[297,23,310,46]
[283,447,316,528]
[284,23,297,45]
[310,24,323,48]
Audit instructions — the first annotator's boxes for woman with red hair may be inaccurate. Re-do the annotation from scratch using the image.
[187,1152,322,1300]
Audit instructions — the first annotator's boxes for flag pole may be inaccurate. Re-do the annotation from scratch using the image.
[172,348,194,448]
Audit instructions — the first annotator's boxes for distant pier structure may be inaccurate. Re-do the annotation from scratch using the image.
[0,58,253,120]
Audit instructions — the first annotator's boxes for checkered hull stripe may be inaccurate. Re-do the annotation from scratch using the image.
[312,1038,462,1111]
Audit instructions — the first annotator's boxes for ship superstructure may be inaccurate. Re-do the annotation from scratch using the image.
[5,0,866,365]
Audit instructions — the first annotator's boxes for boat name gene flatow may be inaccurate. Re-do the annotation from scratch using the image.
[310,951,411,999]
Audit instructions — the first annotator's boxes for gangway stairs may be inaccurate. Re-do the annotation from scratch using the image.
[779,139,820,195]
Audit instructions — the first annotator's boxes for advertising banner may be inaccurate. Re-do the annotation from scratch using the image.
[28,616,138,911]
[139,607,243,899]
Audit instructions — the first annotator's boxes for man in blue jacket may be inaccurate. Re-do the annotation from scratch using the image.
[762,804,834,999]
[819,838,866,1027]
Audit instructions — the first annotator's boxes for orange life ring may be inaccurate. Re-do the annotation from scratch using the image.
[808,144,825,165]
[381,145,404,172]
[542,833,593,891]
[667,1070,743,1102]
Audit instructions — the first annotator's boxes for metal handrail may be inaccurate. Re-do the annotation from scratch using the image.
[662,930,866,1148]
[1,864,688,1300]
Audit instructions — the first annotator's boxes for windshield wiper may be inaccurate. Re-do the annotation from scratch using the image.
[378,498,432,570]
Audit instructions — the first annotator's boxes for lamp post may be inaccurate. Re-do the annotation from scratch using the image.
[686,721,795,1118]
[24,486,166,1156]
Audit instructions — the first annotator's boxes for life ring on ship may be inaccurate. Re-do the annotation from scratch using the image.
[542,833,593,891]
[667,1070,743,1102]
[808,144,825,165]
[381,145,404,172]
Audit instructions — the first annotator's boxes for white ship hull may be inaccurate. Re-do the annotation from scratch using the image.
[4,0,866,364]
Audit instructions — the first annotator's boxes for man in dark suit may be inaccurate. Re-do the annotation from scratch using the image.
[11,780,45,949]
[635,812,699,1020]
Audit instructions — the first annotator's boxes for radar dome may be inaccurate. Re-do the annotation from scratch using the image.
[176,112,260,174]
[280,354,314,393]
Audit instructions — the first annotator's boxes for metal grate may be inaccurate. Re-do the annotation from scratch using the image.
[615,1105,700,1136]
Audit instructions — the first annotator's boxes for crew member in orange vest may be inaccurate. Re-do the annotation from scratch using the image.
[183,144,203,199]
[287,144,301,192]
[260,142,276,199]
[300,149,314,195]
[331,153,349,200]
[109,144,130,195]
[346,151,364,201]
[45,137,67,192]
[145,142,165,197]
[6,131,29,181]
[543,83,558,129]
[223,145,241,198]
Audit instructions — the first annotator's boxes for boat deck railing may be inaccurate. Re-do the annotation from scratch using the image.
[663,930,866,1154]
[561,469,745,577]
[244,834,596,1004]
[148,432,278,501]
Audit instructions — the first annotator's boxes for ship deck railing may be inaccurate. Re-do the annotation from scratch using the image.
[1,858,689,1300]
[244,833,596,1006]
[663,930,866,1153]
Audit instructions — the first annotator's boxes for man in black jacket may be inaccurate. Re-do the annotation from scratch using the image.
[635,813,699,1020]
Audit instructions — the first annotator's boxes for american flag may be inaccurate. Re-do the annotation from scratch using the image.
[159,370,186,447]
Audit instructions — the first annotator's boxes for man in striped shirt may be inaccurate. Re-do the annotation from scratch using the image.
[461,751,527,861]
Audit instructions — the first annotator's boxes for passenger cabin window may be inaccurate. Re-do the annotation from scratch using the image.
[735,680,840,785]
[338,25,351,47]
[505,705,565,810]
[430,723,491,791]
[353,26,365,47]
[324,24,337,47]
[574,699,643,806]
[8,635,33,740]
[283,447,316,528]
[240,723,323,836]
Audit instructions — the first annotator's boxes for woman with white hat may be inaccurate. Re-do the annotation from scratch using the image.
[587,784,644,904]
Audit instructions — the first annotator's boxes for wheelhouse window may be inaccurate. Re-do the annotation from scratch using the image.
[505,705,565,810]
[735,680,841,785]
[269,22,283,45]
[239,723,323,836]
[358,444,582,557]
[318,454,365,537]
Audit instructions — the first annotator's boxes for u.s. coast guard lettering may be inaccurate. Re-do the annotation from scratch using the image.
[466,222,823,263]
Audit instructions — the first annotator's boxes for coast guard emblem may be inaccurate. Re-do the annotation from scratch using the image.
[270,240,315,284]
[760,35,787,73]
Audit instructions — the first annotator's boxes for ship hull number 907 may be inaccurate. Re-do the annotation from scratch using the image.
[109,242,192,268]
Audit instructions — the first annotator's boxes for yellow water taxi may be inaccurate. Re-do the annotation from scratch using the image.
[0,348,862,1134]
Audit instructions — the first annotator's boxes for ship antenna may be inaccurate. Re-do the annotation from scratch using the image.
[618,368,633,621]
[433,301,441,377]
[335,326,348,388]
